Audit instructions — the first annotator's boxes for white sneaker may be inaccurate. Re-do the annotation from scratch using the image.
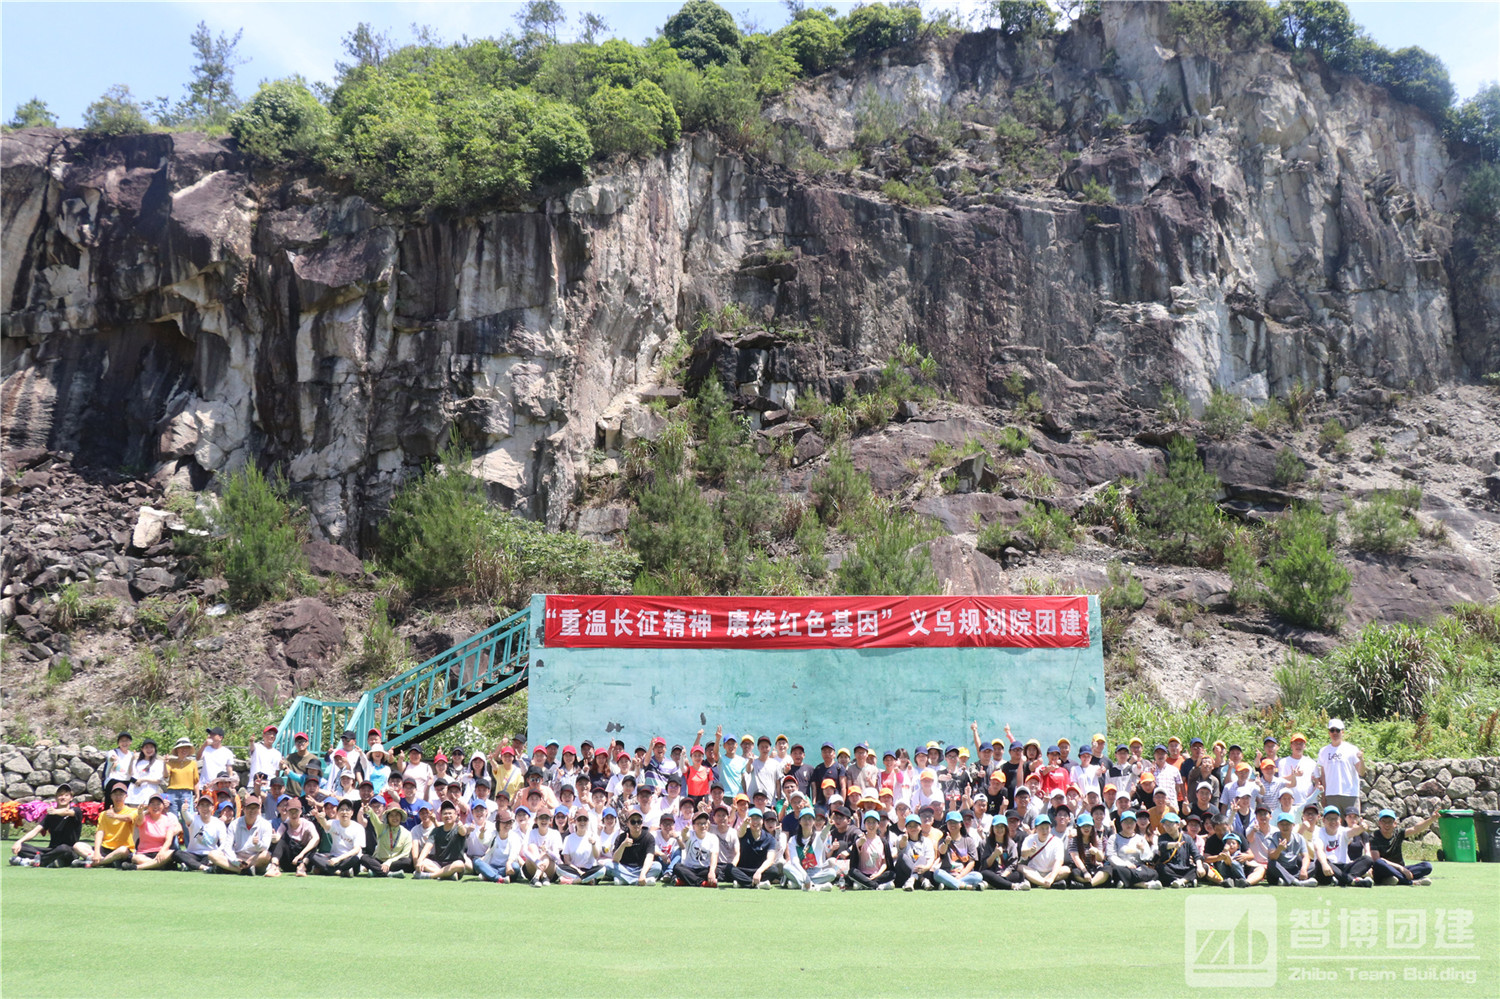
[903,883,914,891]
[1144,880,1163,889]
[1012,880,1030,890]
[757,880,771,889]
[1297,878,1318,888]
[974,881,987,891]
[809,883,830,892]
[876,882,894,890]
[644,876,658,886]
[1169,878,1187,888]
[1415,877,1432,886]
[414,872,433,880]
[1353,877,1374,888]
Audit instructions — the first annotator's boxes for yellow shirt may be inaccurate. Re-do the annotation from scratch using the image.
[98,807,139,850]
[165,757,199,791]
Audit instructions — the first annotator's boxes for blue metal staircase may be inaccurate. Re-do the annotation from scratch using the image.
[273,607,532,754]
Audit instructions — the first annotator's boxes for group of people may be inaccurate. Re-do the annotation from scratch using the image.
[8,718,1439,890]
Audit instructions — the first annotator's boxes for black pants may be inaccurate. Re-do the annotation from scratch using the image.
[359,854,413,876]
[1316,856,1374,885]
[1266,859,1307,885]
[559,863,602,881]
[172,850,213,870]
[1372,858,1431,885]
[268,836,313,870]
[17,843,82,867]
[674,863,712,886]
[731,863,783,886]
[847,867,894,889]
[1110,861,1153,887]
[1156,860,1196,885]
[310,852,360,875]
[893,857,936,888]
[979,866,1025,888]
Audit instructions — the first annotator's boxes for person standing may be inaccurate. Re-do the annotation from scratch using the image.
[1314,720,1364,814]
[198,728,235,791]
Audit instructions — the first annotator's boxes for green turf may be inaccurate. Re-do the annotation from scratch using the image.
[1,862,1496,998]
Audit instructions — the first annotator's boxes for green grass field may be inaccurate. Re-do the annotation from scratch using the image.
[2,863,1496,998]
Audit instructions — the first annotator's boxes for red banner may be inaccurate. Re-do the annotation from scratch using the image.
[543,595,1091,650]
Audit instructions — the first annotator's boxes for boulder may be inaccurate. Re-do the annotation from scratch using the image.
[270,598,344,670]
[792,431,827,466]
[925,536,1007,595]
[129,567,177,599]
[302,540,364,580]
[914,494,1028,535]
[1346,552,1497,628]
[129,506,176,552]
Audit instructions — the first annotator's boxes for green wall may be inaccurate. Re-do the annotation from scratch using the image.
[526,595,1104,751]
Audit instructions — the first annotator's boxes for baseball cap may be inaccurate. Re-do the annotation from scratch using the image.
[1189,737,1203,746]
[293,732,309,742]
[1378,808,1397,820]
[904,815,921,827]
[1276,812,1295,824]
[206,727,225,737]
[1119,810,1137,822]
[1290,732,1307,743]
[1327,718,1345,730]
[1161,812,1180,824]
[1324,806,1341,816]
[945,810,962,823]
[1034,815,1052,826]
[1259,759,1276,770]
[1197,782,1212,791]
[1076,814,1094,827]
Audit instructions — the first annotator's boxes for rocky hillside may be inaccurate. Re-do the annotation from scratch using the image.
[2,4,1498,741]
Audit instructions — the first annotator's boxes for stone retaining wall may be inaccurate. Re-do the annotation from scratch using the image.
[0,743,252,802]
[3,743,1497,814]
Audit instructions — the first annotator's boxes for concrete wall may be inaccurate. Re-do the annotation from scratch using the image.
[526,594,1105,751]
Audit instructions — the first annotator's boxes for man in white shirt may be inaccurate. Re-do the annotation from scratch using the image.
[1314,719,1364,814]
[198,727,235,791]
[1019,814,1067,888]
[228,796,274,873]
[1312,806,1374,886]
[248,726,284,784]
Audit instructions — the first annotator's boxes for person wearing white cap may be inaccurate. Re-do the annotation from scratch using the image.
[248,725,284,787]
[1313,719,1364,814]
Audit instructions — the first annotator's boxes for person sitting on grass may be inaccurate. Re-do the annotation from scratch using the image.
[1265,812,1316,887]
[1153,812,1200,887]
[413,800,470,880]
[259,796,314,877]
[1202,814,1248,887]
[1105,811,1158,889]
[227,796,274,875]
[675,811,721,887]
[10,784,91,868]
[731,807,779,888]
[933,811,984,890]
[977,814,1026,890]
[558,811,607,884]
[1067,814,1110,888]
[1312,806,1374,887]
[608,810,661,885]
[1019,813,1068,889]
[173,794,233,872]
[519,806,562,886]
[475,808,523,883]
[1369,807,1438,886]
[130,795,181,871]
[87,784,139,869]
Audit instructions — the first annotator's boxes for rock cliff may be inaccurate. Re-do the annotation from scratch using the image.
[2,4,1494,547]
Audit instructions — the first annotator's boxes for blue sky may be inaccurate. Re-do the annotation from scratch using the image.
[2,2,1496,127]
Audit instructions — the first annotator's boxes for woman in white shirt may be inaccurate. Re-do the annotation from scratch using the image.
[103,732,136,800]
[559,812,608,883]
[126,738,166,807]
[781,808,836,891]
[311,799,365,876]
[896,814,938,891]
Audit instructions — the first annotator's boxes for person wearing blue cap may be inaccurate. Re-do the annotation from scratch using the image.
[1266,812,1317,886]
[1106,744,1137,801]
[846,811,894,889]
[1370,807,1438,885]
[1312,806,1374,887]
[1152,812,1200,887]
[1019,813,1067,888]
[978,815,1027,889]
[1106,811,1159,888]
[1067,814,1110,887]
[781,807,836,891]
[729,807,780,888]
[932,811,984,890]
[895,814,939,890]
[1202,813,1249,887]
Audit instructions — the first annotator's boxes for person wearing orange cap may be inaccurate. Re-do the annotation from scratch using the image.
[1218,759,1254,810]
[1278,733,1316,809]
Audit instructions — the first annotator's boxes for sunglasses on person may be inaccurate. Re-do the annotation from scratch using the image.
[628,817,643,826]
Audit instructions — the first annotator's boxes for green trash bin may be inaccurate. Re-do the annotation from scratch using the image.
[1438,810,1478,863]
[1472,811,1500,863]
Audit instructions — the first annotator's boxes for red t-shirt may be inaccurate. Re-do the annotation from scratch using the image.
[1039,765,1073,796]
[685,764,712,797]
